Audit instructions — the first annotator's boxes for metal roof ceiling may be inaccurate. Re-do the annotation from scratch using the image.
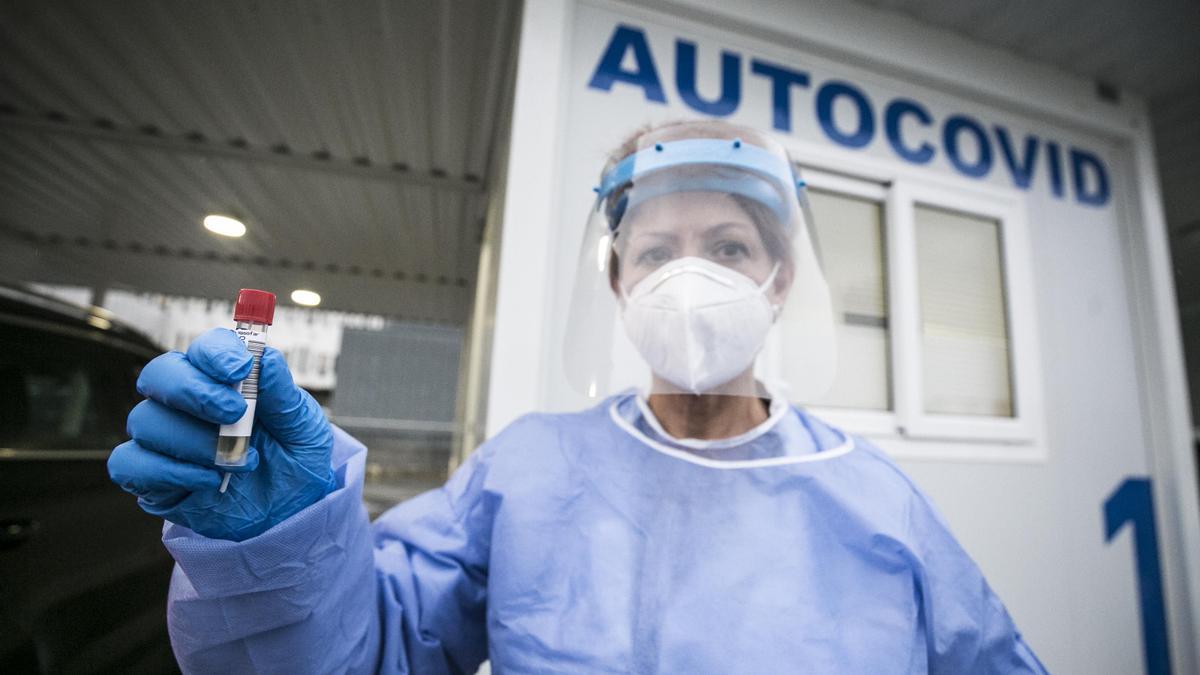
[854,0,1200,100]
[0,0,519,323]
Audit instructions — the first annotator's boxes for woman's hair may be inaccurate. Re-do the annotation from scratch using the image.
[602,119,796,289]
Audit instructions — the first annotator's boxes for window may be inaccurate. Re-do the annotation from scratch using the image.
[915,205,1012,417]
[806,185,890,412]
[780,167,1041,456]
[0,324,143,451]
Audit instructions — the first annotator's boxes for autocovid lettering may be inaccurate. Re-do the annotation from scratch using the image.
[586,23,1111,207]
[815,81,874,149]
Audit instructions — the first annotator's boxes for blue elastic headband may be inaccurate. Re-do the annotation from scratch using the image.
[595,138,802,230]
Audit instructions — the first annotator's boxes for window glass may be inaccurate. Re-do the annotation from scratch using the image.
[915,204,1014,417]
[804,189,890,410]
[0,325,142,450]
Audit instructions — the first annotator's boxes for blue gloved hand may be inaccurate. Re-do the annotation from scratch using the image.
[108,328,336,541]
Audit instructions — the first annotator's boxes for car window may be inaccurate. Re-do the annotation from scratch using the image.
[0,322,143,451]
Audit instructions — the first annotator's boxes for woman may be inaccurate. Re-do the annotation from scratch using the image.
[109,120,1047,673]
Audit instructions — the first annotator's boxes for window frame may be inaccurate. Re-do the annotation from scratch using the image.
[785,157,1044,461]
[0,314,146,458]
[794,168,897,437]
[888,180,1043,449]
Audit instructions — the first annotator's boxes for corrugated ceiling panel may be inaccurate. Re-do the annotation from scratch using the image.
[0,0,509,173]
[854,0,1200,98]
[0,0,518,323]
[1,234,470,323]
[0,130,485,278]
[1154,90,1200,233]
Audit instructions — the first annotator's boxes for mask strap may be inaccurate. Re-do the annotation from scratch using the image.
[619,277,633,305]
[758,261,782,292]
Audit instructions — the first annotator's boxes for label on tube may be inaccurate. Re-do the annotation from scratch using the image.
[219,326,266,439]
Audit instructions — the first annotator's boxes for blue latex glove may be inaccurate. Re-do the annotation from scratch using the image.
[108,328,336,541]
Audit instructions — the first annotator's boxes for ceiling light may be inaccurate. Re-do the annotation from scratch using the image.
[291,289,321,307]
[203,214,246,237]
[86,314,112,330]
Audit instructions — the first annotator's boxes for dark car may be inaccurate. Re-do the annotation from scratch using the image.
[0,285,178,674]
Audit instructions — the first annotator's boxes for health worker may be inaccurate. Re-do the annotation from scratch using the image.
[108,120,1048,674]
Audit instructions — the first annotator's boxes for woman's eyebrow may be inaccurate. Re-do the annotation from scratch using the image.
[626,229,679,243]
[703,221,757,237]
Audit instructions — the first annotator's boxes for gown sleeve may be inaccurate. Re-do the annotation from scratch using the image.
[161,425,495,674]
[906,489,1050,674]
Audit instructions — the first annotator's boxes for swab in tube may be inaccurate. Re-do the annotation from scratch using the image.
[215,289,275,493]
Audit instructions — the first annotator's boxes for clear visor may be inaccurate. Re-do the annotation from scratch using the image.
[564,127,837,404]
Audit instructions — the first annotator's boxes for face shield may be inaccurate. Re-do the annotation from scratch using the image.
[563,127,837,403]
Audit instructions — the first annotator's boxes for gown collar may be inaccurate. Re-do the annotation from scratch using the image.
[607,385,856,469]
[632,383,791,451]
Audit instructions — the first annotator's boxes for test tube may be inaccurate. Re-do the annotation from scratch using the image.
[215,289,276,493]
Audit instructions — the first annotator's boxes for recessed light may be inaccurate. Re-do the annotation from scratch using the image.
[291,289,321,306]
[86,314,112,330]
[203,214,246,237]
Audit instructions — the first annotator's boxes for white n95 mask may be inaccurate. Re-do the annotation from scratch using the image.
[620,257,780,394]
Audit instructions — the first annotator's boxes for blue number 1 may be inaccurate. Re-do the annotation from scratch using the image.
[1104,477,1171,675]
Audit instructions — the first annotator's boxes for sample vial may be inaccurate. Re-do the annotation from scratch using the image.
[216,288,276,493]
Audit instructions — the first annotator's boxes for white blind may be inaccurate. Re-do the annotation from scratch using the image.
[803,189,890,410]
[915,205,1013,417]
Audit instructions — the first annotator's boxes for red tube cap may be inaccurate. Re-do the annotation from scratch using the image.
[233,289,276,325]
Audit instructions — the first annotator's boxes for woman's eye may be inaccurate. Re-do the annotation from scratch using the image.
[636,247,672,266]
[713,241,750,260]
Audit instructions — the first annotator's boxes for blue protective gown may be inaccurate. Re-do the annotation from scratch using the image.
[163,395,1047,674]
